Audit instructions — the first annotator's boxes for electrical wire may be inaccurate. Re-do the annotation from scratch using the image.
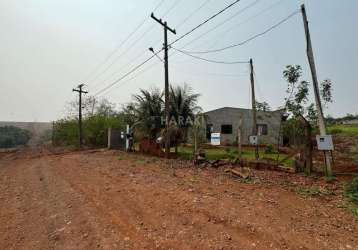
[191,0,287,51]
[176,0,261,50]
[177,10,300,54]
[87,0,182,87]
[81,0,166,85]
[95,0,212,94]
[169,0,242,47]
[161,0,183,17]
[171,47,249,64]
[89,0,186,91]
[97,61,160,97]
[175,0,212,29]
[94,0,243,96]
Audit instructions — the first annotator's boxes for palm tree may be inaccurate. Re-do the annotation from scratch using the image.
[169,83,201,152]
[169,83,201,126]
[130,88,164,140]
[123,84,201,153]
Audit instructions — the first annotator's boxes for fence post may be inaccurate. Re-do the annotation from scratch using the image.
[107,127,112,149]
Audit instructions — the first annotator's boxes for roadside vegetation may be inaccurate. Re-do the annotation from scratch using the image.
[53,98,125,147]
[0,126,31,148]
[328,124,358,137]
[177,145,294,166]
[344,178,358,216]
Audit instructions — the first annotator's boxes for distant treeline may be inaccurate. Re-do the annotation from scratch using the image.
[326,113,358,125]
[0,126,32,148]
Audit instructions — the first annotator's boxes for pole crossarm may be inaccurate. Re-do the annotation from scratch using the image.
[151,13,176,34]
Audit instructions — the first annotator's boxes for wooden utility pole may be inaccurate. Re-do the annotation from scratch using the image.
[301,4,332,176]
[151,13,176,158]
[73,84,88,148]
[249,58,259,160]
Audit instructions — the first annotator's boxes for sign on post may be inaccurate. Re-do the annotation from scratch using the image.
[249,135,258,145]
[316,135,334,151]
[211,133,221,146]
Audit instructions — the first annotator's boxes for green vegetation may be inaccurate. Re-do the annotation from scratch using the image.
[328,124,358,137]
[345,178,358,204]
[343,178,358,216]
[296,186,334,197]
[53,115,125,147]
[0,126,31,148]
[177,145,294,167]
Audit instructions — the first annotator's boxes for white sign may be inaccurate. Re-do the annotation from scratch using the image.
[211,133,221,146]
[249,135,258,145]
[316,135,334,151]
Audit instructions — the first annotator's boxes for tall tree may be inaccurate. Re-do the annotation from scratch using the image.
[169,84,201,128]
[256,101,271,112]
[131,88,164,140]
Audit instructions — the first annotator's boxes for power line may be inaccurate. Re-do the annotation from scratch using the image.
[94,53,158,96]
[161,0,183,17]
[81,0,166,85]
[175,0,212,29]
[87,0,182,87]
[191,0,287,51]
[94,0,243,96]
[89,0,185,91]
[177,10,300,54]
[98,61,160,97]
[169,0,242,47]
[171,47,249,64]
[176,0,261,50]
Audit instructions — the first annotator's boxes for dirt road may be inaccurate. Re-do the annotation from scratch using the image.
[0,149,356,249]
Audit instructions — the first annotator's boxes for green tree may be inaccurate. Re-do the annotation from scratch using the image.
[0,126,31,148]
[283,65,333,123]
[131,88,164,140]
[256,101,271,112]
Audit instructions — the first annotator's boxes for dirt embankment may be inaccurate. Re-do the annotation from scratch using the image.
[0,149,356,249]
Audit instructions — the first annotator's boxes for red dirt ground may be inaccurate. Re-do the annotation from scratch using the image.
[0,149,357,250]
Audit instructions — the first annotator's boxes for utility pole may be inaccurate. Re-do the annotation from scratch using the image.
[73,84,88,148]
[151,13,176,158]
[250,58,259,160]
[301,4,332,176]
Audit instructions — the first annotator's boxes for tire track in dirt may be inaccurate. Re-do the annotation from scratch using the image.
[1,150,357,249]
[52,153,293,249]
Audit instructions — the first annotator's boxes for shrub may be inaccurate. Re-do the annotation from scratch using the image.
[265,144,274,154]
[330,128,343,135]
[345,178,358,204]
[0,126,31,148]
[53,115,125,147]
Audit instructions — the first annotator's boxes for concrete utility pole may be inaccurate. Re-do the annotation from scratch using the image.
[151,13,176,158]
[73,84,88,148]
[249,58,259,160]
[301,4,332,176]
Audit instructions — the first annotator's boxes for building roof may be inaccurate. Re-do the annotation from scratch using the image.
[204,106,284,114]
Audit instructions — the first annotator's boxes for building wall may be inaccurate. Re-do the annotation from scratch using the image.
[205,107,283,145]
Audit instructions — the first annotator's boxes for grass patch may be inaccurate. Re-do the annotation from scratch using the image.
[344,178,358,204]
[328,124,358,137]
[177,146,294,167]
[296,186,334,197]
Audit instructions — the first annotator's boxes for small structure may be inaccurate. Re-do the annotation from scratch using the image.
[204,107,284,146]
[342,119,358,125]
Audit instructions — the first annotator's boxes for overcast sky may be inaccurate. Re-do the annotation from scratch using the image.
[0,0,357,122]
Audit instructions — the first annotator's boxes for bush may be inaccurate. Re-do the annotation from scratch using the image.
[53,115,125,147]
[330,128,343,135]
[345,178,358,204]
[265,144,274,154]
[0,126,31,148]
